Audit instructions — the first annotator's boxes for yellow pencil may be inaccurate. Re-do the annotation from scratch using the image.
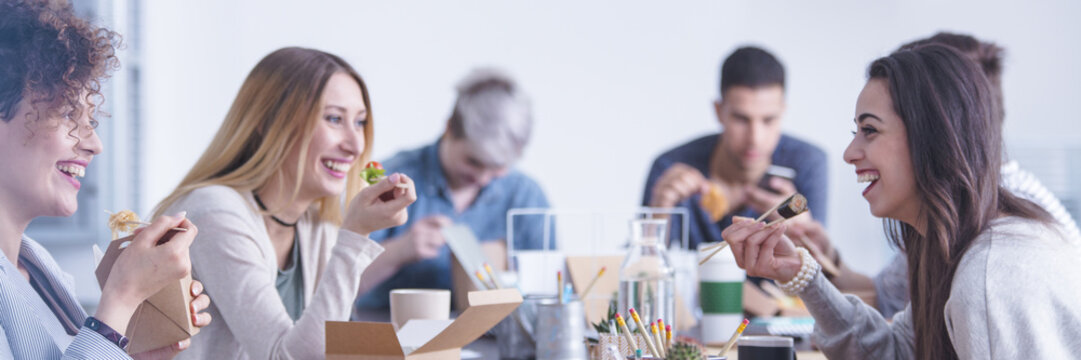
[719,318,750,357]
[578,266,606,299]
[651,322,665,358]
[629,308,659,358]
[656,319,667,351]
[474,270,492,290]
[665,324,672,350]
[483,263,502,289]
[615,314,638,353]
[557,271,563,304]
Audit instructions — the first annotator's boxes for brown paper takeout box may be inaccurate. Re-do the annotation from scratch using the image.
[94,231,199,354]
[327,289,523,360]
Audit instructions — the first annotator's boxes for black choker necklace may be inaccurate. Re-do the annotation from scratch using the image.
[252,193,298,227]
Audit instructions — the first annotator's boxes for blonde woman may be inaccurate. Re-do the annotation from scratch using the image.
[154,47,415,359]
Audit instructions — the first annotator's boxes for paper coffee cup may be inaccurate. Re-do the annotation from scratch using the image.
[698,244,744,345]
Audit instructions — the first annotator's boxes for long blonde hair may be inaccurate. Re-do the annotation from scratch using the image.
[154,47,373,224]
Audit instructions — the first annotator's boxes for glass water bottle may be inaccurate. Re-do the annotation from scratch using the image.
[618,218,676,331]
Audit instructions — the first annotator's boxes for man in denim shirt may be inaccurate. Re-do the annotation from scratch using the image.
[355,69,549,309]
[643,46,828,250]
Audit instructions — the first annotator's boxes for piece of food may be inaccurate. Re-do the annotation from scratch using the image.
[776,193,808,219]
[700,184,728,223]
[360,161,386,185]
[107,210,140,239]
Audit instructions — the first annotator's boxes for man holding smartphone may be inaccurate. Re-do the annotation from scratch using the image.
[642,46,828,249]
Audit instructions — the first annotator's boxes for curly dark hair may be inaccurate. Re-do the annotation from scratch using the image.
[0,0,120,128]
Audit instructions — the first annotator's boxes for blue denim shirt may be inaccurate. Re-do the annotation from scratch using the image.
[355,139,550,309]
[642,133,829,249]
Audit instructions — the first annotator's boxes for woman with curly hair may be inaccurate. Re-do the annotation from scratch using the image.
[721,44,1081,358]
[0,0,211,358]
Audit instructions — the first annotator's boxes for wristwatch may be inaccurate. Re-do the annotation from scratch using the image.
[84,316,129,351]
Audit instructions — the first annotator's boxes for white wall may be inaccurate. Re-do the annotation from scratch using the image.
[139,0,1081,275]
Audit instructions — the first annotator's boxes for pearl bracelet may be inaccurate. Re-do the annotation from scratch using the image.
[779,247,820,296]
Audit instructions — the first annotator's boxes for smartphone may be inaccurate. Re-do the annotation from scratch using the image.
[757,165,797,194]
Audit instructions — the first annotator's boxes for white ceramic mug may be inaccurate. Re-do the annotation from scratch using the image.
[389,289,451,331]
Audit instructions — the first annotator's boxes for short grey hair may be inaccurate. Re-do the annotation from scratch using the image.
[446,67,533,167]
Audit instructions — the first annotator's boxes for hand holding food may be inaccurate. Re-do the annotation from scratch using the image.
[343,172,417,236]
[720,216,802,282]
[700,193,809,266]
[96,214,197,335]
[650,163,711,209]
[361,161,409,201]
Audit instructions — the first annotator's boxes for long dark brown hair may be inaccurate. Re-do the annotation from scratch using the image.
[869,44,1051,360]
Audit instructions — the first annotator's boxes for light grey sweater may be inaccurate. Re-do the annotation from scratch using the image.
[803,216,1081,359]
[166,185,384,360]
[873,162,1081,318]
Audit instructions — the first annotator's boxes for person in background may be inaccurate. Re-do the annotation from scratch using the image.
[788,32,1081,319]
[355,68,549,310]
[643,46,828,249]
[0,0,210,358]
[154,47,415,359]
[723,44,1081,359]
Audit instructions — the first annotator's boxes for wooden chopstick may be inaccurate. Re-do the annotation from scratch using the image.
[121,220,188,232]
[698,242,729,266]
[699,241,727,252]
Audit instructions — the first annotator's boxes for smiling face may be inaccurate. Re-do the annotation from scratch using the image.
[843,78,920,224]
[281,72,368,200]
[0,99,102,219]
[715,85,785,178]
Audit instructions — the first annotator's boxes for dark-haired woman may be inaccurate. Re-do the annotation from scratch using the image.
[0,1,211,358]
[721,44,1081,359]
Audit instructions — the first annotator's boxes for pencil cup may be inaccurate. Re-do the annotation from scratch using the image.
[496,294,551,359]
[535,299,587,360]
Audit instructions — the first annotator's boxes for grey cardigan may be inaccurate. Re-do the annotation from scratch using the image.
[166,185,384,359]
[802,216,1081,359]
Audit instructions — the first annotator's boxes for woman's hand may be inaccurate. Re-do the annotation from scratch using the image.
[130,280,212,360]
[343,173,417,236]
[721,216,802,283]
[96,214,197,336]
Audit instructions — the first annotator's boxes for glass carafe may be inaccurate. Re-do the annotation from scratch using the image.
[618,218,676,332]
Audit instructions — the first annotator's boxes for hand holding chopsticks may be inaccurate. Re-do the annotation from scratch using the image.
[699,193,808,266]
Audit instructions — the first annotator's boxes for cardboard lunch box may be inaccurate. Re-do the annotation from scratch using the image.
[94,230,199,354]
[326,288,523,360]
